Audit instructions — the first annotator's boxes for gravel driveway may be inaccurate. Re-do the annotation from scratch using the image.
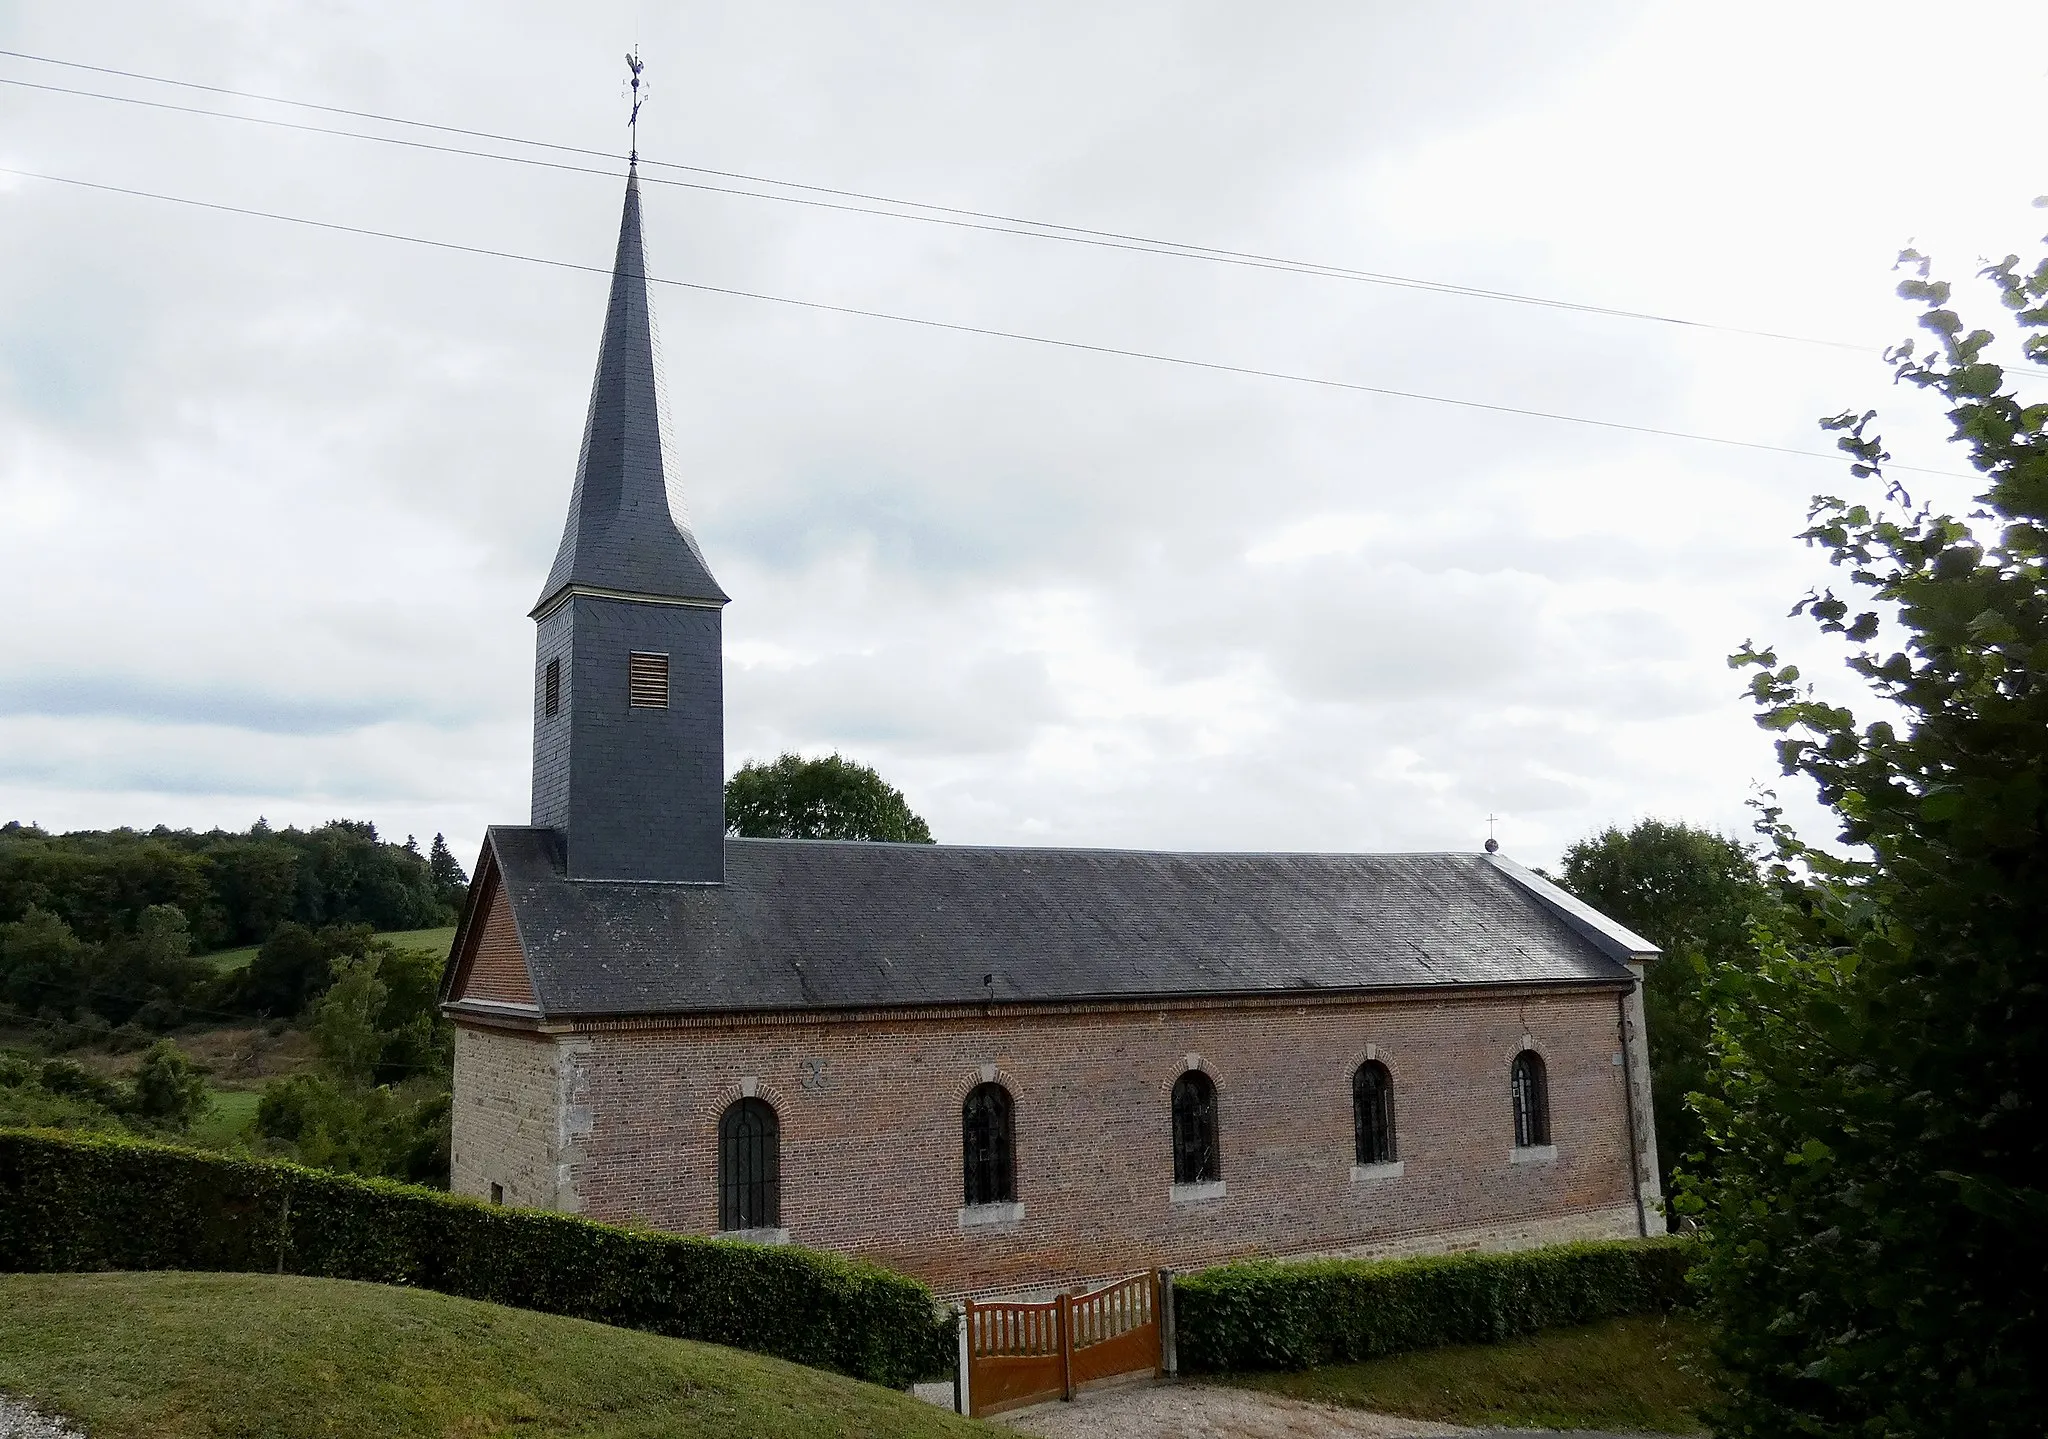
[995,1381,1665,1439]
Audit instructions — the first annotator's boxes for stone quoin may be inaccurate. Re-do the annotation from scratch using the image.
[439,162,1663,1299]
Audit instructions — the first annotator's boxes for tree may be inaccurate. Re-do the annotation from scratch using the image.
[1559,820,1774,1200]
[1685,232,2048,1435]
[311,954,390,1090]
[726,754,935,843]
[129,1039,212,1130]
[234,922,375,1019]
[427,833,469,910]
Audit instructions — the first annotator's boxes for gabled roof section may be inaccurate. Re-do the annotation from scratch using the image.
[476,826,1642,1021]
[1484,852,1661,964]
[440,839,540,1014]
[533,162,726,617]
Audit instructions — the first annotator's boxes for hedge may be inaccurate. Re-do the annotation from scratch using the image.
[0,1127,950,1389]
[1174,1235,1695,1373]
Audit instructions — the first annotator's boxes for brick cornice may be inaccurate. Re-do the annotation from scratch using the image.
[447,976,1631,1037]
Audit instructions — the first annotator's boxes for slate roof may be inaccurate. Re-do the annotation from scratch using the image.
[460,826,1655,1020]
[534,162,725,615]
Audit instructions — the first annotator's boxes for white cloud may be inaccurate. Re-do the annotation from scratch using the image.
[0,0,2038,872]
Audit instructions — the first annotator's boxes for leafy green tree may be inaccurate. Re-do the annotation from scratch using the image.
[427,833,469,910]
[129,1039,212,1131]
[0,905,90,1014]
[311,955,390,1090]
[1685,233,2048,1435]
[1560,820,1775,1199]
[234,922,373,1019]
[726,754,935,842]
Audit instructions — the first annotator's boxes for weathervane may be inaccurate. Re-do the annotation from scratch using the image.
[625,48,647,160]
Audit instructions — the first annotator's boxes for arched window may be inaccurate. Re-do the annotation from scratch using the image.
[1171,1070,1221,1184]
[961,1082,1016,1206]
[1511,1051,1550,1148]
[718,1097,780,1231]
[1353,1060,1396,1165]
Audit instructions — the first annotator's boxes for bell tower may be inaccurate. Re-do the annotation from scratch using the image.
[530,140,727,883]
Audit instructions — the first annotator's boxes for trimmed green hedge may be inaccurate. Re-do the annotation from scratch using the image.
[1175,1235,1695,1373]
[0,1127,949,1389]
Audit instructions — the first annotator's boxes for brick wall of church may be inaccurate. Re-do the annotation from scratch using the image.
[534,982,1643,1297]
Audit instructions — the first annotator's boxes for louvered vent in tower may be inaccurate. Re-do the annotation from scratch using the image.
[627,651,670,708]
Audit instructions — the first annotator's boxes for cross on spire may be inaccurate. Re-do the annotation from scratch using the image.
[625,48,646,160]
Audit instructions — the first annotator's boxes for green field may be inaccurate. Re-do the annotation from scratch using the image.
[0,1271,986,1439]
[1216,1313,1718,1434]
[191,1088,261,1146]
[203,925,458,972]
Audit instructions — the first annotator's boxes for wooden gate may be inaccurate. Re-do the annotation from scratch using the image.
[963,1271,1163,1418]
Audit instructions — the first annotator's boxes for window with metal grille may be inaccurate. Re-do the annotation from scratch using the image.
[544,657,560,717]
[627,651,669,708]
[718,1097,779,1231]
[1171,1070,1220,1184]
[1353,1060,1396,1164]
[1512,1050,1550,1148]
[961,1082,1015,1206]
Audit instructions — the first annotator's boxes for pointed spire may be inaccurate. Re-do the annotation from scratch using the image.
[533,162,725,616]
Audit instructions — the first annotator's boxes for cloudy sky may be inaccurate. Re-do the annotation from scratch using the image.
[2,1,2043,872]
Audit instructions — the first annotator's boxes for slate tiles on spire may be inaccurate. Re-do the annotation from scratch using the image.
[534,164,726,615]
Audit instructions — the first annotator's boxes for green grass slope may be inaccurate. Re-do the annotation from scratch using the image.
[204,925,457,972]
[1220,1313,1718,1434]
[0,1271,987,1439]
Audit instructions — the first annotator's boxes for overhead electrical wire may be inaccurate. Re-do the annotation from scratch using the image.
[0,46,1873,353]
[0,164,1975,481]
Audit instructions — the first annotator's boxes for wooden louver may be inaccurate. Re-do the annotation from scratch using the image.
[544,657,561,716]
[627,651,670,708]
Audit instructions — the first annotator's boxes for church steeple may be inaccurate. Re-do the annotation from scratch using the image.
[533,161,725,616]
[530,138,727,885]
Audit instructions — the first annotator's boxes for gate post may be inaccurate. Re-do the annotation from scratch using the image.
[1057,1291,1075,1401]
[1160,1269,1178,1379]
[954,1303,970,1415]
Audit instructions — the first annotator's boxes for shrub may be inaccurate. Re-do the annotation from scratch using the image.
[0,1127,949,1388]
[130,1041,212,1131]
[1175,1236,1694,1373]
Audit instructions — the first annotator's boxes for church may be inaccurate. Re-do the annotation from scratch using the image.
[440,162,1663,1298]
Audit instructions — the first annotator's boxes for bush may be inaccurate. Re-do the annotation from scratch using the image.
[130,1041,212,1131]
[0,1127,950,1388]
[1175,1236,1694,1373]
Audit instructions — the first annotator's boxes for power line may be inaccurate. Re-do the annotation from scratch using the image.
[0,164,1979,481]
[0,46,1874,353]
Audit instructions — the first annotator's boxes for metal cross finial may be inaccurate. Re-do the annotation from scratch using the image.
[1485,814,1501,854]
[625,48,647,159]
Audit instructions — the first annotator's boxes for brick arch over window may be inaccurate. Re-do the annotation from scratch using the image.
[952,1063,1020,1106]
[1171,1068,1221,1184]
[961,1081,1016,1207]
[717,1096,780,1232]
[700,1075,792,1127]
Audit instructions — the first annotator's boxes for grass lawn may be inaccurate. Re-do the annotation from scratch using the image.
[203,924,458,972]
[0,1271,987,1439]
[191,1087,261,1145]
[1214,1313,1719,1435]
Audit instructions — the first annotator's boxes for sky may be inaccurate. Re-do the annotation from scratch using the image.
[2,1,2044,873]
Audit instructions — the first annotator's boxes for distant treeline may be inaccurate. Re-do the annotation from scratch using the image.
[0,820,468,953]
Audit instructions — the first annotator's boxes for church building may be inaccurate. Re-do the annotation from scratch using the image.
[440,163,1663,1298]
